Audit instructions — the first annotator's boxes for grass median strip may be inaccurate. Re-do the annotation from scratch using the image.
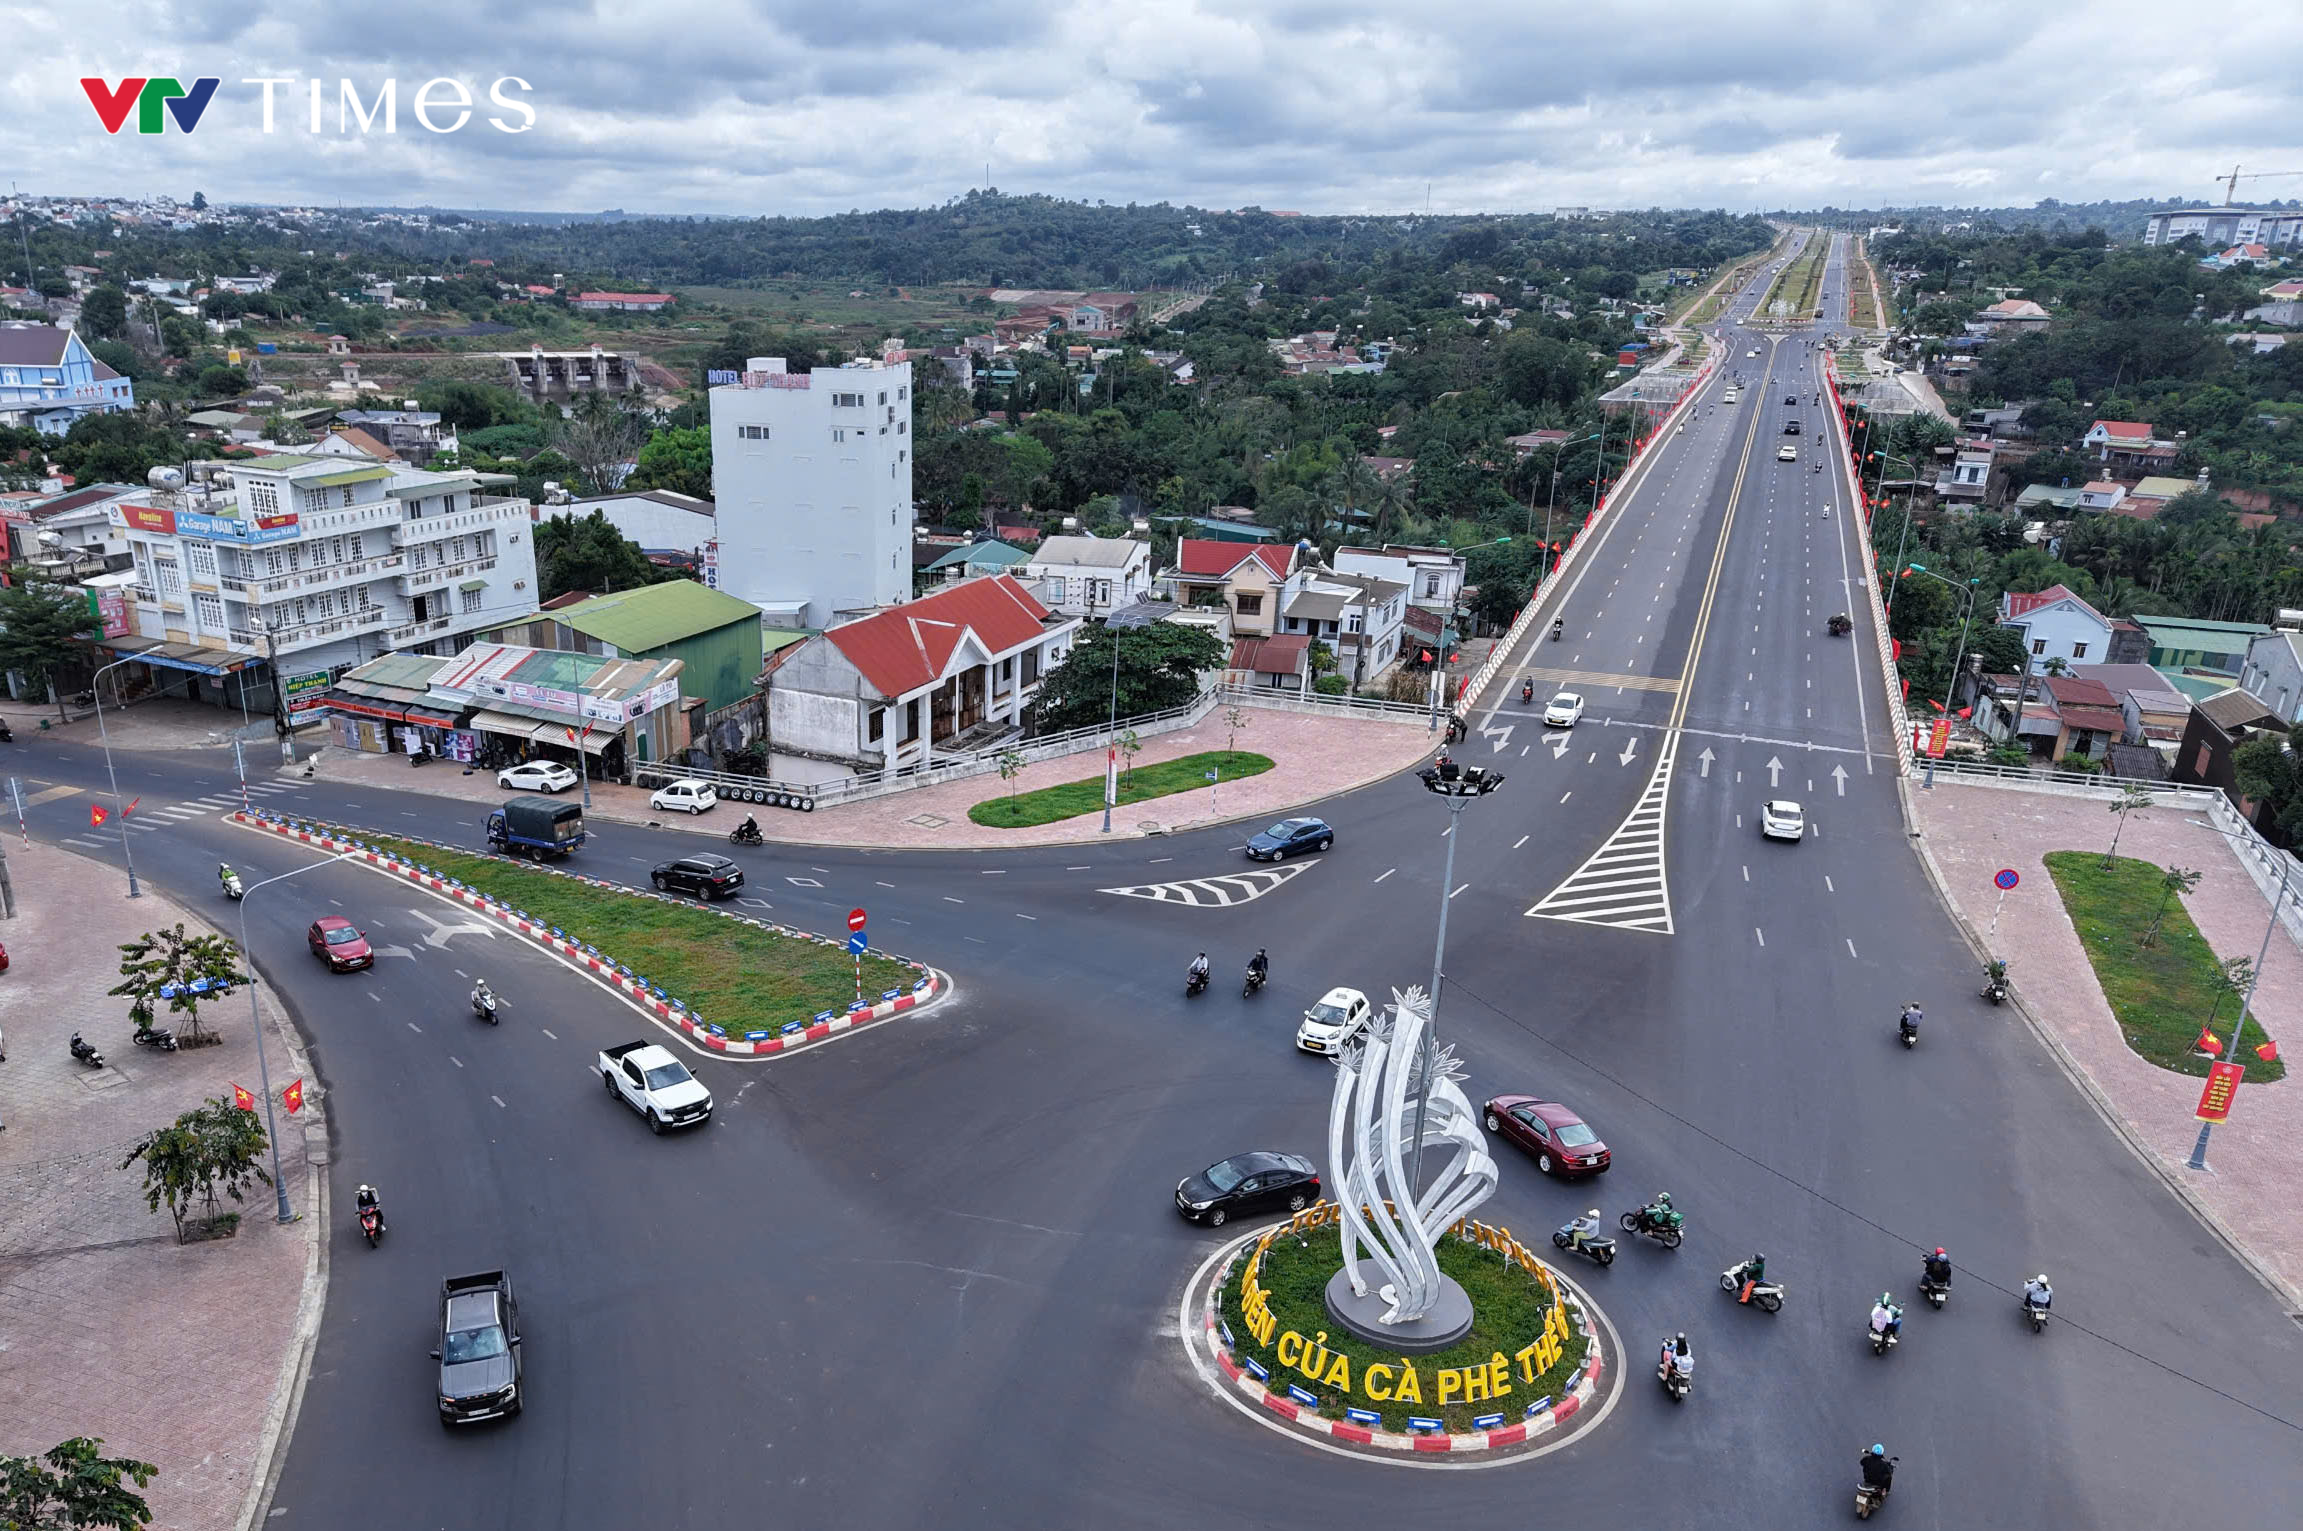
[338,829,920,1030]
[969,750,1274,828]
[2043,851,2285,1081]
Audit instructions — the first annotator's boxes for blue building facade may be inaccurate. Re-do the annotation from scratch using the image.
[0,325,136,434]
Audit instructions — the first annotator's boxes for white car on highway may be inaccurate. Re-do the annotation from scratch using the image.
[496,761,579,794]
[1543,692,1585,728]
[1297,987,1373,1055]
[1761,800,1805,841]
[1777,444,1798,462]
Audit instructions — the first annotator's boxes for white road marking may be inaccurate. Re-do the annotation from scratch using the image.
[1755,928,1766,947]
[1017,913,1037,921]
[450,1056,464,1068]
[1374,868,1395,884]
[491,1095,506,1109]
[1449,884,1470,899]
[540,1028,557,1040]
[407,1022,421,1033]
[1513,835,1529,849]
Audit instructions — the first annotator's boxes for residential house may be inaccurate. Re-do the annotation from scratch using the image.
[1975,672,2126,762]
[2237,622,2303,724]
[2,482,142,570]
[1021,534,1152,620]
[2077,480,2128,514]
[477,578,765,717]
[1975,298,2050,330]
[2068,662,2192,745]
[1228,634,1313,693]
[2172,687,2284,819]
[1934,444,1995,504]
[2081,419,2180,471]
[1333,543,1466,615]
[185,409,267,444]
[1505,429,1573,460]
[310,427,401,464]
[1161,540,1301,637]
[334,409,454,460]
[2013,484,2087,516]
[0,323,135,433]
[535,489,719,573]
[1998,585,2114,668]
[764,574,1077,771]
[1067,294,1138,334]
[396,643,688,777]
[1963,406,2030,438]
[1361,456,1415,483]
[2130,614,2267,679]
[2202,243,2272,269]
[570,292,674,313]
[924,538,1034,586]
[1457,292,1501,310]
[2261,278,2303,302]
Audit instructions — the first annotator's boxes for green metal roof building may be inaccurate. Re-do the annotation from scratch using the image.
[479,580,766,714]
[2129,614,2267,678]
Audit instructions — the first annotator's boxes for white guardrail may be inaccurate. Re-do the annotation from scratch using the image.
[1824,353,1916,774]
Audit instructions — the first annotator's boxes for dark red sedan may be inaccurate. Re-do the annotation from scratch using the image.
[1483,1095,1611,1178]
[307,916,373,972]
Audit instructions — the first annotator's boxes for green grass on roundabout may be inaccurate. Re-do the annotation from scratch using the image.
[1217,1206,1589,1433]
[968,750,1274,828]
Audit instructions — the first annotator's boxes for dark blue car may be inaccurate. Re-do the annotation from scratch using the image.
[1245,816,1334,862]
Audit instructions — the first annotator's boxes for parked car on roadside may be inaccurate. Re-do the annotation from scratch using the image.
[649,780,718,815]
[496,761,579,794]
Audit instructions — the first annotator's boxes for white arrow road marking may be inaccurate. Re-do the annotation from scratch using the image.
[1618,735,1640,767]
[405,908,501,948]
[371,943,417,961]
[1831,764,1848,796]
[1546,731,1572,759]
[1481,723,1514,754]
[1698,747,1715,778]
[1765,756,1784,787]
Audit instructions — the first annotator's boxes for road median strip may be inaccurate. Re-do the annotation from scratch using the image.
[232,810,939,1057]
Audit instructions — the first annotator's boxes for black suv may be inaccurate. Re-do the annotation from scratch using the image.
[433,1270,522,1424]
[652,853,744,900]
[1784,419,1801,434]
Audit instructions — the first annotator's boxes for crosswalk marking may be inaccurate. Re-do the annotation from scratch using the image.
[1518,667,1681,695]
[1527,733,1679,935]
[1101,863,1313,908]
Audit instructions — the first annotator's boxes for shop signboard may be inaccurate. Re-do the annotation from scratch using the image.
[87,587,129,639]
[176,508,302,545]
[283,670,332,717]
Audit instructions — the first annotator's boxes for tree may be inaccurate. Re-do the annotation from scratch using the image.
[557,399,647,494]
[416,380,531,431]
[79,285,128,341]
[2232,725,2303,840]
[2102,782,2153,868]
[1028,622,1226,734]
[993,747,1027,820]
[120,1097,272,1244]
[626,426,712,500]
[532,509,667,601]
[2203,954,2255,1035]
[0,578,96,720]
[1222,703,1250,765]
[0,1437,158,1531]
[2141,866,2201,949]
[109,924,249,1046]
[1117,727,1142,783]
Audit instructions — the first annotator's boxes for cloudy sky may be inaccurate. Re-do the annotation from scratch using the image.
[8,0,2294,217]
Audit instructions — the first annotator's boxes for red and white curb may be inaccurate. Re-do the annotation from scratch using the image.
[233,811,940,1056]
[1193,1239,1606,1456]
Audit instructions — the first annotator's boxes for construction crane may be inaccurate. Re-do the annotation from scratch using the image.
[2216,165,2303,205]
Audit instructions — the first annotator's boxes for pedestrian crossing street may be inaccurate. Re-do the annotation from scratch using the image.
[58,780,305,850]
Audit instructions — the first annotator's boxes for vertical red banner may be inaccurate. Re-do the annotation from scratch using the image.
[2194,1060,2244,1122]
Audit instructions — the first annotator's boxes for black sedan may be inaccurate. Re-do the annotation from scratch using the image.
[1175,1152,1321,1228]
[1245,816,1334,862]
[651,853,744,900]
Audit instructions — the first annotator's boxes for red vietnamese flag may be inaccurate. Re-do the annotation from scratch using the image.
[123,797,140,817]
[282,1078,304,1114]
[2257,1040,2280,1063]
[231,1083,256,1111]
[90,803,108,828]
[2196,1029,2223,1056]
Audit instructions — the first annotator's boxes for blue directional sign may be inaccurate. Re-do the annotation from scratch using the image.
[847,932,868,955]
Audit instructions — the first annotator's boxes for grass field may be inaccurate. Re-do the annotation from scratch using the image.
[676,282,997,339]
[2043,851,2285,1081]
[969,750,1274,828]
[1757,237,1829,321]
[339,829,920,1032]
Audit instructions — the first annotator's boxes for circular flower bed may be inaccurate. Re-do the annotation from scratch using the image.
[1216,1205,1589,1434]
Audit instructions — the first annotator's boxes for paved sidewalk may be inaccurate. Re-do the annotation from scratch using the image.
[0,694,286,754]
[1909,783,2302,1304]
[308,705,1441,850]
[0,836,322,1531]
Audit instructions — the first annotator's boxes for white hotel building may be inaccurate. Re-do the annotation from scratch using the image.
[707,355,913,628]
[100,454,538,714]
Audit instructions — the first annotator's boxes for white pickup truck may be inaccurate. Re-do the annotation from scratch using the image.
[596,1041,713,1134]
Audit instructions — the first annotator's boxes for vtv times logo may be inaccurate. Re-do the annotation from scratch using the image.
[79,76,535,135]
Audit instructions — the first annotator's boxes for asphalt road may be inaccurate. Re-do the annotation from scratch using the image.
[8,233,2300,1527]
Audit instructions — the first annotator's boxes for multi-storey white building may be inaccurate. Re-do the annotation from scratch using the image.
[708,355,913,628]
[104,453,538,716]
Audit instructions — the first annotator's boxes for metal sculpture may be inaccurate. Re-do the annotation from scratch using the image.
[1327,985,1498,1326]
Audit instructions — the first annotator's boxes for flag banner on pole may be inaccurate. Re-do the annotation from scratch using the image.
[2256,1040,2279,1063]
[231,1083,256,1111]
[90,803,108,827]
[283,1078,304,1114]
[124,797,140,817]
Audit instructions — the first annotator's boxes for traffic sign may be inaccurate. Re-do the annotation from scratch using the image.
[1994,869,2020,891]
[847,907,867,932]
[847,933,868,955]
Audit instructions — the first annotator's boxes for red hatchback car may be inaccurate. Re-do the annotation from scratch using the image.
[1483,1095,1611,1178]
[307,916,374,972]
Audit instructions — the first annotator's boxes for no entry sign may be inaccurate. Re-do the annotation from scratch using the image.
[848,907,868,932]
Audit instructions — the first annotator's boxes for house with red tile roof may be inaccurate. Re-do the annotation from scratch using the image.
[1159,539,1304,638]
[2081,418,2181,470]
[763,574,1079,770]
[1997,583,2114,669]
[1228,633,1312,693]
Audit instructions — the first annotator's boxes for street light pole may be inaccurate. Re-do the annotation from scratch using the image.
[1539,431,1601,581]
[90,656,143,898]
[2185,842,2290,1171]
[1405,759,1503,1203]
[1902,563,1977,716]
[237,852,354,1222]
[1100,623,1121,834]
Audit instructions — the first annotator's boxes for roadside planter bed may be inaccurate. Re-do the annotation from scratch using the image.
[237,811,935,1055]
[1214,1204,1593,1440]
[2043,851,2286,1082]
[969,750,1275,829]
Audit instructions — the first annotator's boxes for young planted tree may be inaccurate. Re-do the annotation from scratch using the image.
[994,748,1027,820]
[121,1097,272,1243]
[110,924,249,1046]
[2102,783,2153,869]
[2203,954,2255,1036]
[0,1437,158,1530]
[1117,728,1142,784]
[2140,866,2201,949]
[1223,704,1251,767]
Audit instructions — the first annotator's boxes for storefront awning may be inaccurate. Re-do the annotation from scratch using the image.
[324,693,460,727]
[94,636,252,676]
[467,709,616,754]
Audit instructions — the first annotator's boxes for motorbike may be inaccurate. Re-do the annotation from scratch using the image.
[222,872,245,901]
[1720,1265,1785,1313]
[2023,1293,2051,1333]
[1827,612,1853,636]
[0,718,13,742]
[1919,1272,1950,1309]
[471,989,499,1025]
[1855,1464,1898,1520]
[1550,621,1564,642]
[359,1204,385,1248]
[1521,681,1534,705]
[1898,1009,1920,1049]
[1186,968,1209,998]
[132,1026,178,1052]
[1551,1221,1616,1267]
[1243,966,1267,998]
[1657,1346,1691,1403]
[1619,1205,1684,1249]
[1982,962,2010,1005]
[728,822,765,847]
[1868,1316,1901,1356]
[69,1031,105,1068]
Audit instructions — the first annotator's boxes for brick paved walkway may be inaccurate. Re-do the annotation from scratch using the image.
[1909,783,2302,1305]
[0,695,281,754]
[0,836,322,1531]
[309,706,1441,850]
